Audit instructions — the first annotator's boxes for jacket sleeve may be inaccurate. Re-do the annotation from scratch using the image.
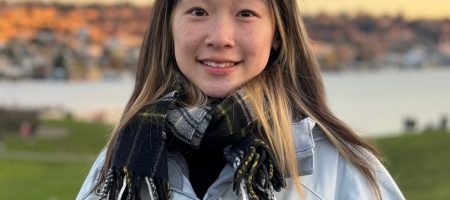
[76,149,106,200]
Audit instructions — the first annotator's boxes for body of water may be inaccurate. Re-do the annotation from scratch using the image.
[1,68,450,137]
[323,68,450,136]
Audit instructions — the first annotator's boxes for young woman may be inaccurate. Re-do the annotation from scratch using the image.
[77,0,405,199]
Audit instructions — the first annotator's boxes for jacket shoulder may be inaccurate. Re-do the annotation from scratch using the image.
[301,126,405,200]
[76,149,106,200]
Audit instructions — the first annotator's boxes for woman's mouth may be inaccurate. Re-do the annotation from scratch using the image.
[198,59,240,75]
[199,60,240,68]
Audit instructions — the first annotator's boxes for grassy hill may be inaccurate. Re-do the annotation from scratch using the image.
[0,120,449,199]
[374,131,450,200]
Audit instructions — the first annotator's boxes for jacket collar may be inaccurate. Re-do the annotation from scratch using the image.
[292,117,317,176]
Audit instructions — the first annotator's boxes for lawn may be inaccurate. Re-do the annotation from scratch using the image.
[0,160,90,200]
[0,120,449,199]
[374,131,450,200]
[3,120,111,154]
[0,120,110,200]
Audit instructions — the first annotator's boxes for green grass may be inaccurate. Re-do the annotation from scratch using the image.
[1,120,449,199]
[3,120,111,154]
[0,120,110,200]
[0,160,91,200]
[374,131,450,200]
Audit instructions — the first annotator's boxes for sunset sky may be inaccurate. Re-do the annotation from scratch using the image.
[11,0,450,19]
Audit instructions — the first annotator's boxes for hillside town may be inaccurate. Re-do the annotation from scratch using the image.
[0,2,449,80]
[304,14,450,71]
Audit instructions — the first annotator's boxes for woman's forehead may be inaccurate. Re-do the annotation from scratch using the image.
[177,0,270,6]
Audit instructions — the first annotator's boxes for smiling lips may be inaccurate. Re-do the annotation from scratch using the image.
[199,59,240,68]
[198,59,240,75]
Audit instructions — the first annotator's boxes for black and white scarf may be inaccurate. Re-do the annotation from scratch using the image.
[98,90,286,200]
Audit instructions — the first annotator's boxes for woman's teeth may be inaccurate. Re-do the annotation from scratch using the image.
[202,61,236,68]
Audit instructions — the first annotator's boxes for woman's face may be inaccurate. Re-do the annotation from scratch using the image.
[172,0,276,98]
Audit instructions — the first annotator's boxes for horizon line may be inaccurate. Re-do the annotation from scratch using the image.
[3,0,450,20]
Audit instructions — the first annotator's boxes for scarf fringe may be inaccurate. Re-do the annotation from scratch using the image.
[99,168,170,200]
[226,138,286,200]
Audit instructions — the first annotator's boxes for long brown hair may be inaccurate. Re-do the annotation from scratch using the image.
[96,0,382,199]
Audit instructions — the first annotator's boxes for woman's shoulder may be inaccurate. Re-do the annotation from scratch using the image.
[76,149,106,200]
[295,119,405,200]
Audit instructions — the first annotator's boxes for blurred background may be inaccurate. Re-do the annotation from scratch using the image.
[0,0,449,199]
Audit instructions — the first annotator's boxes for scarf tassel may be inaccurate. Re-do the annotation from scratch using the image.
[230,139,286,200]
[99,168,170,200]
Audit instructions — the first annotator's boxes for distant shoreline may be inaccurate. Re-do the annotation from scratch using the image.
[3,0,450,20]
[2,69,450,136]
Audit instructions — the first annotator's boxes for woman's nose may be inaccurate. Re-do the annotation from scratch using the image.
[204,18,236,49]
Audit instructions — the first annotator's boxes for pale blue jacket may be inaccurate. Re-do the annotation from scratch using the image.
[76,118,405,200]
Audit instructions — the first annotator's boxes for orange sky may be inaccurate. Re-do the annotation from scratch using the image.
[12,0,450,19]
[299,0,450,19]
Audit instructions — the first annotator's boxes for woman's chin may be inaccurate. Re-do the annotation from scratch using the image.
[202,88,235,98]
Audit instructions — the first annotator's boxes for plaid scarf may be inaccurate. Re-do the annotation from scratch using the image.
[99,90,285,200]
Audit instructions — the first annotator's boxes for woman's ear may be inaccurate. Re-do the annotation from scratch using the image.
[272,32,280,50]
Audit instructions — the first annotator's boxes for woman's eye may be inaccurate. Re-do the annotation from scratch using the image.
[189,8,208,16]
[238,10,256,18]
